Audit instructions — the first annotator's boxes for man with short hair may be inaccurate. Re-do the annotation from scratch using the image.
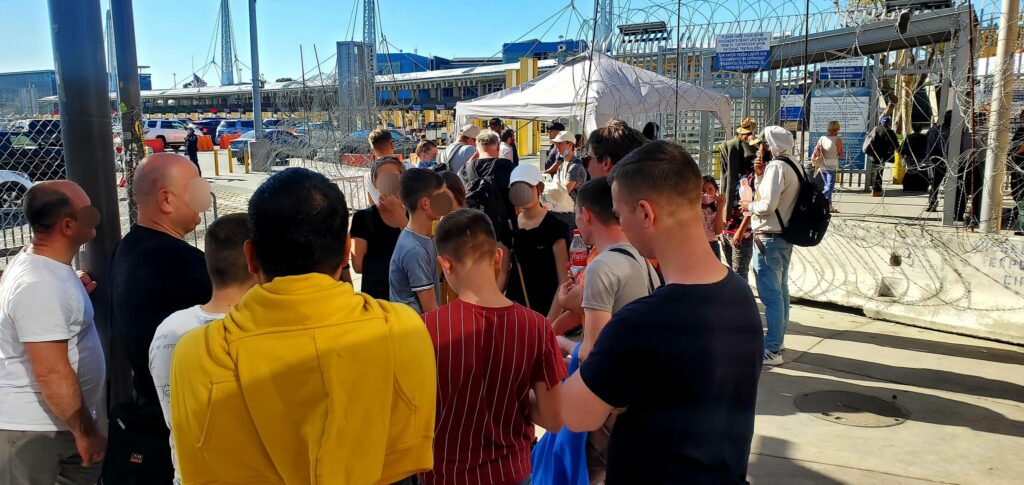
[573,178,660,360]
[438,124,480,174]
[561,141,763,483]
[500,128,520,165]
[586,120,648,178]
[149,213,256,484]
[171,168,436,484]
[108,152,212,482]
[459,129,517,247]
[488,117,504,134]
[391,168,448,313]
[0,180,107,484]
[546,131,588,229]
[368,128,396,158]
[421,208,566,485]
[545,121,566,170]
[740,126,801,366]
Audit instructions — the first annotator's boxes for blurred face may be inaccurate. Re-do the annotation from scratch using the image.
[510,182,539,209]
[373,163,403,195]
[754,145,768,176]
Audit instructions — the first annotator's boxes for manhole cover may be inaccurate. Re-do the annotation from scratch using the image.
[794,390,909,427]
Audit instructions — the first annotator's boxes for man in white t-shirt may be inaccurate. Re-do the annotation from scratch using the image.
[149,213,256,483]
[0,180,107,484]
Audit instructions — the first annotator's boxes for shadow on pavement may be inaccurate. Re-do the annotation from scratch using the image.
[748,436,843,484]
[793,351,1024,403]
[756,365,1024,439]
[788,321,1024,366]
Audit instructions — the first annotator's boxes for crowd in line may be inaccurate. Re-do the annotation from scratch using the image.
[1,116,819,484]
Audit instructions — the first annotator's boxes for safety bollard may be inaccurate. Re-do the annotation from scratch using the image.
[243,146,251,174]
[213,149,220,176]
[227,146,234,174]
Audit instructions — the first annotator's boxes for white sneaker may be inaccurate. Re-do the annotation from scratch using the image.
[763,350,784,366]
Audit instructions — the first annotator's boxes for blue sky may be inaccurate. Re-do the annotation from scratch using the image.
[0,0,831,89]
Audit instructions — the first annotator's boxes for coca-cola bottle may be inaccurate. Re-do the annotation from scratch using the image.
[569,230,588,283]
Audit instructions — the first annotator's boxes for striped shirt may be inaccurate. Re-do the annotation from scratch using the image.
[421,299,567,485]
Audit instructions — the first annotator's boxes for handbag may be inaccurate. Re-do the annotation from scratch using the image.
[531,344,589,485]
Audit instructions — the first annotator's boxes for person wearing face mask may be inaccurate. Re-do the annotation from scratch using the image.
[350,157,407,300]
[545,130,589,234]
[701,176,726,260]
[107,153,213,483]
[505,164,570,320]
[415,140,439,169]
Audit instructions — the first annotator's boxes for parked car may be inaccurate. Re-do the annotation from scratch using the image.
[142,119,189,151]
[216,119,256,143]
[11,119,62,148]
[0,170,33,229]
[0,130,64,181]
[263,119,282,129]
[229,129,316,165]
[190,119,222,139]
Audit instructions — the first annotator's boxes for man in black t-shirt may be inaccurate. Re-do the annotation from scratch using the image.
[107,153,213,482]
[561,141,763,484]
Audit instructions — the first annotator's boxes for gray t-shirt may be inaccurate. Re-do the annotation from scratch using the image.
[582,243,661,314]
[388,229,440,313]
[441,143,477,174]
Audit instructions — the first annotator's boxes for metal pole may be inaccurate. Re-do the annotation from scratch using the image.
[47,0,121,380]
[980,0,1019,233]
[944,10,972,226]
[110,0,143,225]
[249,0,263,138]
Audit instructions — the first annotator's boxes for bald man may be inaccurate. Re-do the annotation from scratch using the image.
[0,181,108,484]
[107,153,211,482]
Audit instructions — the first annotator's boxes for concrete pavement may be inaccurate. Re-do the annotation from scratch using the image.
[750,302,1024,484]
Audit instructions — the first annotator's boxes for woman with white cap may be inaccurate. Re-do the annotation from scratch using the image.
[505,163,570,320]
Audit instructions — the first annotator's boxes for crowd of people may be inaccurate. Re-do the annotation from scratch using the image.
[0,116,826,485]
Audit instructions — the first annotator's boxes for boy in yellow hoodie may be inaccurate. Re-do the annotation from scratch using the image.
[170,168,436,484]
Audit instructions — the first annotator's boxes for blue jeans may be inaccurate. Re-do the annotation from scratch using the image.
[821,169,836,200]
[753,234,793,353]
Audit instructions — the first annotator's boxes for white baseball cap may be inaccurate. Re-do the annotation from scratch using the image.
[459,124,481,139]
[509,163,544,187]
[551,131,576,143]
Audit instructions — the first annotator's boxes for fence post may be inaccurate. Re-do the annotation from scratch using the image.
[213,149,220,176]
[227,146,234,173]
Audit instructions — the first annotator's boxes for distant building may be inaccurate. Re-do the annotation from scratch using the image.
[0,70,58,116]
[502,39,588,64]
[447,57,502,68]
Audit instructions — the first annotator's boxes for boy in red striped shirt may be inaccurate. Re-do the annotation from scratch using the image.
[421,208,567,485]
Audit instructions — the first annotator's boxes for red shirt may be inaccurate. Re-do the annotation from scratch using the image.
[421,299,567,485]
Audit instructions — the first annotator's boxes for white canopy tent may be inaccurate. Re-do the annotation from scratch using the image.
[454,51,733,136]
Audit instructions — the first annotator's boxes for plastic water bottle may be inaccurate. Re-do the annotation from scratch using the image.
[569,230,589,283]
[739,178,753,216]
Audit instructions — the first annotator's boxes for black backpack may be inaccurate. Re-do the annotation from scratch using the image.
[774,156,831,247]
[462,158,513,236]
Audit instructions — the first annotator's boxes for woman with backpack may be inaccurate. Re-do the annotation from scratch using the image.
[505,164,570,320]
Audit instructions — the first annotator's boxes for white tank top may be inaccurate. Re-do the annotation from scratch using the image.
[817,135,840,169]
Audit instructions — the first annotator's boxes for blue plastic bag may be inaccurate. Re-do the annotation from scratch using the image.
[531,343,589,485]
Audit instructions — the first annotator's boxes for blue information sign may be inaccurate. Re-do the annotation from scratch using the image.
[819,66,864,80]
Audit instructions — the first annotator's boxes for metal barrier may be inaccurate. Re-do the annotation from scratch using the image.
[335,176,370,212]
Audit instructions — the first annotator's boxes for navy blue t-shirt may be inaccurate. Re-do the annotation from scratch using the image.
[580,271,763,484]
